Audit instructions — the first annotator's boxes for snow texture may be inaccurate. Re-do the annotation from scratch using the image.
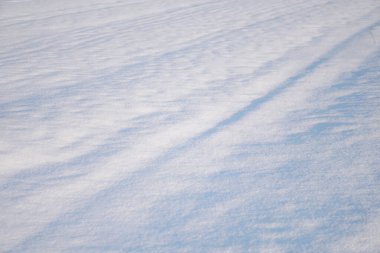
[1,0,380,252]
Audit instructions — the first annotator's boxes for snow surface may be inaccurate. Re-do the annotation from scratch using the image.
[1,0,380,252]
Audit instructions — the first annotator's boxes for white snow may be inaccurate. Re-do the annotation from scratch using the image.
[1,0,380,252]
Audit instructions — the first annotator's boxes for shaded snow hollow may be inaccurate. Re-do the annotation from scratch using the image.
[1,0,380,252]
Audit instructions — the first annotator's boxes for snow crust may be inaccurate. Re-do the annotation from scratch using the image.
[1,0,380,252]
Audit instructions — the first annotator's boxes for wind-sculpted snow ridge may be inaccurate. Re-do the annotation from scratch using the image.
[1,0,380,252]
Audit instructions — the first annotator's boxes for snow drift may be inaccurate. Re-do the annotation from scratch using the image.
[1,0,380,252]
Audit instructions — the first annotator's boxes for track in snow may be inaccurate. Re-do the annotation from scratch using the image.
[1,0,380,252]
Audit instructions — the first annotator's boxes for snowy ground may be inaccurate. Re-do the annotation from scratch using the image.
[1,0,380,252]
